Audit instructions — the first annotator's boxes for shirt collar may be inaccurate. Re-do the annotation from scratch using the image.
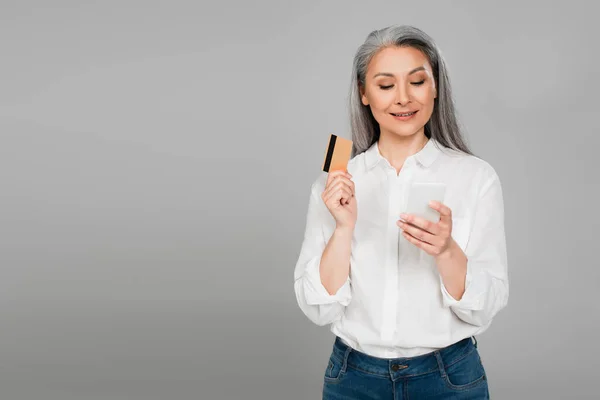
[364,137,442,170]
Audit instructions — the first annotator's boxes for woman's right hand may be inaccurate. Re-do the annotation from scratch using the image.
[321,170,357,231]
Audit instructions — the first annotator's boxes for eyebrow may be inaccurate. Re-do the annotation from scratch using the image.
[373,66,426,78]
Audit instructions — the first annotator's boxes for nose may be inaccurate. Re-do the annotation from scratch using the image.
[395,82,410,105]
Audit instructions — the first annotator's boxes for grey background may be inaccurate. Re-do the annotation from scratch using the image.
[0,1,597,399]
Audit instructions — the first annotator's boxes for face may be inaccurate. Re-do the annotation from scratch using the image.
[360,46,437,139]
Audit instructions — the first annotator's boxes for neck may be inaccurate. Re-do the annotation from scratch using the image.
[377,129,429,173]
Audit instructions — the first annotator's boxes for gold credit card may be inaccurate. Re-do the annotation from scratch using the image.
[322,134,352,173]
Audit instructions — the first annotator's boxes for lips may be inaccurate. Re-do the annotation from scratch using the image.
[390,111,418,117]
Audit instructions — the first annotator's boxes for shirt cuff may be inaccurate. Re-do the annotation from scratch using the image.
[303,255,352,306]
[439,266,486,311]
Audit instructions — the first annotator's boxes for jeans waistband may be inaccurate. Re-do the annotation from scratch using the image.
[331,336,478,379]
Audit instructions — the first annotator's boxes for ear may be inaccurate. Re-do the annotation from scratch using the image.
[359,84,369,105]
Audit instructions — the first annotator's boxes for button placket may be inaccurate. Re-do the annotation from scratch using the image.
[380,168,400,341]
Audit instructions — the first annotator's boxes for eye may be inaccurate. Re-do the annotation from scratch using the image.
[379,80,425,90]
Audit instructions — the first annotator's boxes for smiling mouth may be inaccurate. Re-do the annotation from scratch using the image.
[390,111,418,117]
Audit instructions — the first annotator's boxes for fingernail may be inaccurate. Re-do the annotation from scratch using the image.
[400,213,407,219]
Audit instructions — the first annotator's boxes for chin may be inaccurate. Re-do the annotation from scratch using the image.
[386,127,426,138]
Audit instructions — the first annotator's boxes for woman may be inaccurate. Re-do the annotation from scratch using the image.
[293,25,508,399]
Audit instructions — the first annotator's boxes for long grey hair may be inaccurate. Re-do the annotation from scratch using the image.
[348,25,473,157]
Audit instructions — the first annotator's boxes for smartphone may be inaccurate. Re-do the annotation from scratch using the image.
[403,182,446,223]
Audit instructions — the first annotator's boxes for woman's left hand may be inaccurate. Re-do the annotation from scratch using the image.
[397,200,455,258]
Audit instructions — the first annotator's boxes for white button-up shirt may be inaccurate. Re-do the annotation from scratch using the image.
[293,138,509,358]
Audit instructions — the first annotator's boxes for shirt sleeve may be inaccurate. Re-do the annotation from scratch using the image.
[439,171,509,327]
[293,179,352,326]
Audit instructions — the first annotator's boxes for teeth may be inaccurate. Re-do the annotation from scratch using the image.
[393,112,415,117]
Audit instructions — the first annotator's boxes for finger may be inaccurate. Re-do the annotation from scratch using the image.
[324,186,352,204]
[397,220,439,246]
[325,178,352,199]
[330,176,355,195]
[401,230,438,255]
[326,170,352,187]
[325,188,352,206]
[325,170,342,188]
[399,213,440,235]
[326,175,355,194]
[429,200,452,225]
[325,179,354,199]
[323,184,353,205]
[324,180,353,200]
[326,175,354,191]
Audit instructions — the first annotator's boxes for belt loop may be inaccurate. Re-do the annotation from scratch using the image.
[472,336,478,348]
[340,345,352,373]
[434,350,446,379]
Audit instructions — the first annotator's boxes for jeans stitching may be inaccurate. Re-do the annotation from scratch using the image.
[435,347,487,391]
[328,338,480,385]
[346,363,390,379]
[395,368,440,379]
[445,374,487,391]
[324,345,352,384]
[330,352,344,364]
[324,364,341,383]
[333,346,475,380]
[345,360,444,380]
[444,346,476,369]
[326,360,333,377]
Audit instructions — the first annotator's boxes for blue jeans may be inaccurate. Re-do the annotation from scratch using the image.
[323,336,489,399]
